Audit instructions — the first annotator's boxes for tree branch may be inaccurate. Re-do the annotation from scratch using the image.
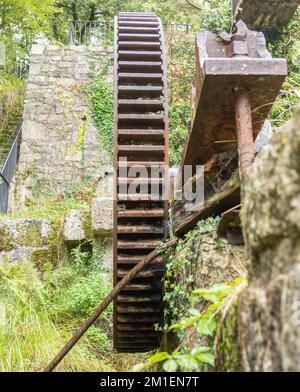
[185,0,202,11]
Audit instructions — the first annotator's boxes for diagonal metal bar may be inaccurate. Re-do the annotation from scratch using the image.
[43,238,177,372]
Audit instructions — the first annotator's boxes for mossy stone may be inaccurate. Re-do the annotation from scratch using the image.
[30,248,50,272]
[15,220,43,247]
[0,225,14,251]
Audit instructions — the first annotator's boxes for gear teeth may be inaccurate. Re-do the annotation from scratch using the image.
[113,12,168,353]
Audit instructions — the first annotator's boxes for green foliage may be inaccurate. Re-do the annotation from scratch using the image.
[135,275,246,372]
[268,10,300,128]
[133,217,247,372]
[0,258,112,371]
[15,177,96,221]
[270,73,300,128]
[167,35,194,165]
[168,101,190,165]
[53,0,135,25]
[197,0,232,32]
[0,71,24,137]
[268,8,300,71]
[0,71,23,97]
[13,180,97,263]
[165,1,231,166]
[46,247,112,324]
[0,0,57,71]
[84,68,114,161]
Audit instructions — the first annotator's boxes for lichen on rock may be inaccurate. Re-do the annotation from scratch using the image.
[238,105,300,371]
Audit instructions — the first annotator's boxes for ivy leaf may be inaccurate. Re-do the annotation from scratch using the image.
[149,352,169,365]
[191,346,211,356]
[195,352,215,367]
[177,355,199,371]
[163,359,178,372]
[196,317,217,336]
[189,308,200,316]
[193,283,232,303]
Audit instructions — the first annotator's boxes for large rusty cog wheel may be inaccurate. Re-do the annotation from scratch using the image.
[113,12,169,353]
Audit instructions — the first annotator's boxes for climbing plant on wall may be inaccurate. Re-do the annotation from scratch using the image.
[84,65,114,161]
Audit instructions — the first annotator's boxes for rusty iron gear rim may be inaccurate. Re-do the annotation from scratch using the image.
[113,12,169,353]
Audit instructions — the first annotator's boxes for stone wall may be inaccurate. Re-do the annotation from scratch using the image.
[9,44,113,211]
[236,105,300,371]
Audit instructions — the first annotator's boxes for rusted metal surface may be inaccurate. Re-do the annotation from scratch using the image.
[234,89,254,180]
[232,0,300,33]
[173,22,287,237]
[113,12,169,353]
[183,22,287,170]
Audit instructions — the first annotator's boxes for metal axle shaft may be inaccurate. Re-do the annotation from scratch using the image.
[234,89,254,180]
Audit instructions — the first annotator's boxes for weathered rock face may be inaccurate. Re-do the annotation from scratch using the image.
[0,218,51,266]
[9,44,113,212]
[92,169,113,269]
[237,106,300,371]
[92,197,113,236]
[192,233,248,289]
[63,209,91,247]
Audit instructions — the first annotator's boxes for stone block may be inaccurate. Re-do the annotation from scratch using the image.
[96,167,114,198]
[93,237,113,270]
[63,210,89,246]
[29,63,42,76]
[92,197,113,236]
[0,218,51,251]
[0,246,49,267]
[31,45,45,55]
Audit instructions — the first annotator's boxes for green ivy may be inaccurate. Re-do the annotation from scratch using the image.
[134,276,247,372]
[84,69,114,161]
[270,72,300,128]
[197,0,232,33]
[167,35,194,166]
[268,9,300,128]
[134,217,247,372]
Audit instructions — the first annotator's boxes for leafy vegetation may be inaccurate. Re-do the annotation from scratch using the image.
[269,9,300,127]
[0,251,110,371]
[270,72,300,127]
[165,1,232,165]
[0,71,24,137]
[0,0,57,72]
[0,235,146,371]
[0,0,299,374]
[84,66,114,162]
[166,34,194,165]
[134,218,248,372]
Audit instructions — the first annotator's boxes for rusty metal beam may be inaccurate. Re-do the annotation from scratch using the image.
[182,25,287,170]
[172,22,287,237]
[234,89,254,180]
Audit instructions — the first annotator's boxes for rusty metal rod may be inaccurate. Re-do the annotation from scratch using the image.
[234,89,254,180]
[43,238,177,372]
